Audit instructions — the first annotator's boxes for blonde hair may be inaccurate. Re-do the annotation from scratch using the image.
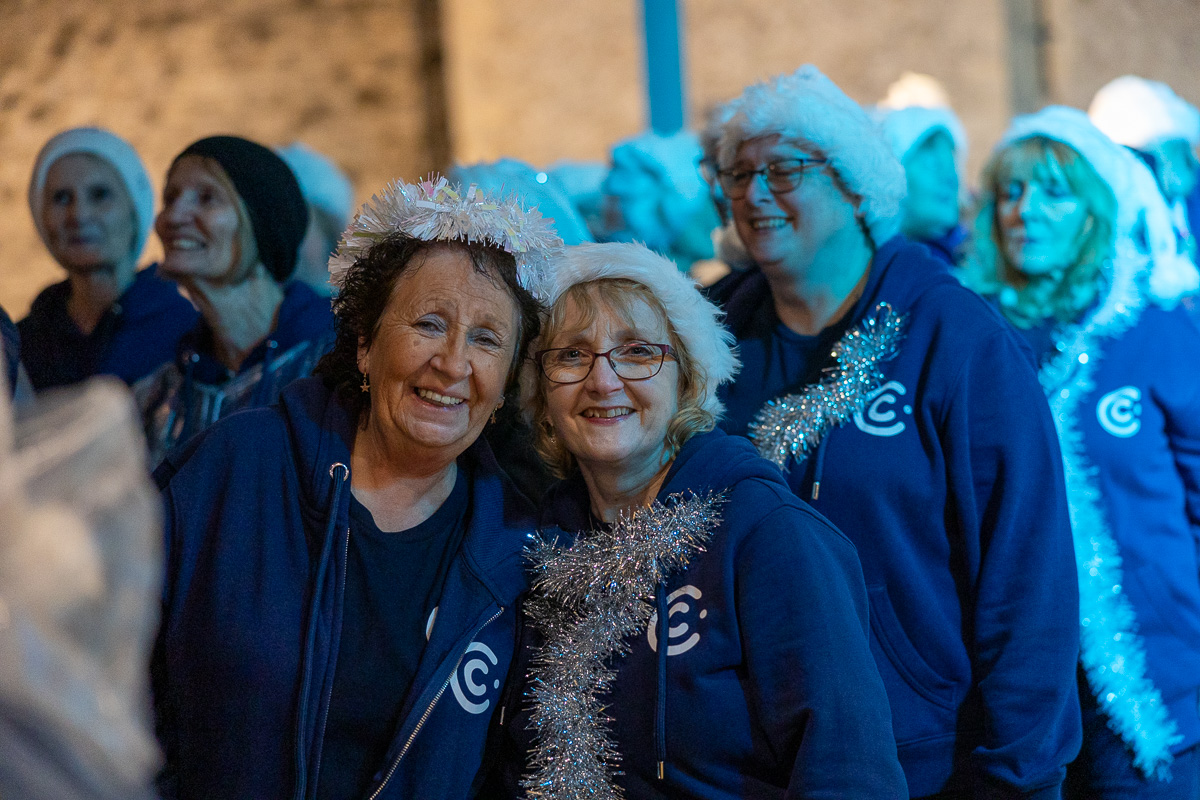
[964,137,1116,328]
[529,278,715,479]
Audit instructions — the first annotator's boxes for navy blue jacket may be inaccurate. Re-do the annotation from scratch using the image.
[152,377,536,800]
[18,264,198,390]
[502,429,908,799]
[710,237,1082,798]
[137,280,334,464]
[1023,304,1200,754]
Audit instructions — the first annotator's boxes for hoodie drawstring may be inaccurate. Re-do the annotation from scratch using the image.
[810,434,830,501]
[654,584,668,780]
[293,461,349,800]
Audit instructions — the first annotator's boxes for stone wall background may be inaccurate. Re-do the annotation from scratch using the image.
[1,0,1198,315]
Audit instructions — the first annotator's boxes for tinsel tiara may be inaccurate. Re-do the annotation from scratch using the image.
[327,175,562,298]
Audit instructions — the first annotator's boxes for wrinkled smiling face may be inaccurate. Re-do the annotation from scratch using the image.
[901,130,960,241]
[996,154,1092,278]
[156,155,248,283]
[542,291,679,479]
[357,245,519,461]
[41,152,137,274]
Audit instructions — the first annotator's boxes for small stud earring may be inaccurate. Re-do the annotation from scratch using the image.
[360,374,370,393]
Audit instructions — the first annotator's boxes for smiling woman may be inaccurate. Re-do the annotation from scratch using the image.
[491,241,908,800]
[20,127,198,391]
[151,178,560,800]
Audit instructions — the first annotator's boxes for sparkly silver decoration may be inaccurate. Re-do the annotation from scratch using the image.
[328,175,561,298]
[521,490,727,800]
[748,302,906,469]
[1040,280,1181,779]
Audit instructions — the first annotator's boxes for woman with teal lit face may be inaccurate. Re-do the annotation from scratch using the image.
[965,106,1200,799]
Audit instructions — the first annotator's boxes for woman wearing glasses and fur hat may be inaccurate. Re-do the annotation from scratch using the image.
[151,178,557,800]
[705,65,1082,798]
[491,241,906,798]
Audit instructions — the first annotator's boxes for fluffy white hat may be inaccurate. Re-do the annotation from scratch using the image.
[705,64,907,248]
[876,106,968,169]
[519,241,739,419]
[1089,75,1200,149]
[450,158,594,246]
[28,127,155,263]
[277,142,356,227]
[998,105,1198,312]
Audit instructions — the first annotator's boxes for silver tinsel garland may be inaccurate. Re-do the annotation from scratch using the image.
[328,175,561,298]
[749,302,906,469]
[521,490,727,800]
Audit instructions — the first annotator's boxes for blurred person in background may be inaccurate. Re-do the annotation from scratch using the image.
[20,127,197,391]
[964,106,1200,800]
[277,141,356,298]
[136,135,333,464]
[705,65,1082,799]
[876,74,969,265]
[599,130,720,274]
[1090,75,1200,258]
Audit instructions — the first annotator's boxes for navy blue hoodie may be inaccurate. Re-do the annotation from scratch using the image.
[137,280,334,464]
[710,237,1082,798]
[18,264,198,390]
[501,428,908,799]
[152,377,536,800]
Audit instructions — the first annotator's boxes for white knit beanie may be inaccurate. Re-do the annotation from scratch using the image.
[876,105,968,169]
[1089,75,1200,149]
[997,105,1198,309]
[520,241,739,420]
[706,64,907,248]
[276,142,356,228]
[28,127,155,262]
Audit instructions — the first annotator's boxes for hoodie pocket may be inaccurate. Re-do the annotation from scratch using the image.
[868,584,958,743]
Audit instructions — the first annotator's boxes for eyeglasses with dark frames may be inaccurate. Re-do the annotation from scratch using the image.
[715,158,828,200]
[536,342,675,385]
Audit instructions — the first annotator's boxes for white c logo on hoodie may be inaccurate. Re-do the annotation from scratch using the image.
[1097,386,1142,438]
[853,381,910,437]
[647,585,705,656]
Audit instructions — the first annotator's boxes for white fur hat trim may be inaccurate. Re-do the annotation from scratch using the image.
[1089,75,1200,148]
[520,241,739,420]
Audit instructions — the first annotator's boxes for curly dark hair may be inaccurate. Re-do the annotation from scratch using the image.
[314,233,542,423]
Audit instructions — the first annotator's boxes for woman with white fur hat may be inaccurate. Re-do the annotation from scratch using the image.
[21,127,198,390]
[497,241,907,798]
[705,65,1082,798]
[964,105,1200,799]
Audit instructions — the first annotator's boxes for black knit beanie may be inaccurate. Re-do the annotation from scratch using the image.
[174,135,307,283]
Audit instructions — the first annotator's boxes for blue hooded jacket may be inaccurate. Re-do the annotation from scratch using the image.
[18,264,198,390]
[152,376,536,800]
[501,428,908,799]
[710,237,1082,798]
[1020,302,1200,757]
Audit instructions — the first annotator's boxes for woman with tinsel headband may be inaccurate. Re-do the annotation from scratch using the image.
[496,241,906,798]
[703,65,1082,798]
[963,106,1200,799]
[151,178,559,800]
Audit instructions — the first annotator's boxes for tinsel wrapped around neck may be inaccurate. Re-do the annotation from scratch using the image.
[327,175,561,298]
[521,490,727,800]
[1039,284,1181,779]
[749,302,906,468]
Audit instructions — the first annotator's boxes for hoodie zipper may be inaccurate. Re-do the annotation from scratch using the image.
[367,606,505,800]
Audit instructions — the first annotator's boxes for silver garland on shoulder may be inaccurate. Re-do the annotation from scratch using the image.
[521,490,727,800]
[749,302,907,469]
